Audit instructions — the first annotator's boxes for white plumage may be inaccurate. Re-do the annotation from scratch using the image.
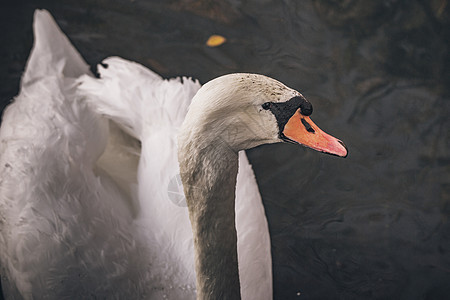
[0,9,272,300]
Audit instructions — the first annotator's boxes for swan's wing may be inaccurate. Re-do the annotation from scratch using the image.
[0,10,150,299]
[77,57,199,139]
[78,58,201,298]
[21,10,90,86]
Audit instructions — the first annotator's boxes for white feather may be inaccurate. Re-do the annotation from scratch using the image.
[0,9,272,300]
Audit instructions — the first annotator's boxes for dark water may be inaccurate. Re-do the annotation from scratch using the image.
[1,0,449,299]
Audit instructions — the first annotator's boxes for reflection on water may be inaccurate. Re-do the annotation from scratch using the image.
[1,0,449,299]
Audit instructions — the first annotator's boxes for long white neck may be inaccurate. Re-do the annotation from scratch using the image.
[178,127,241,299]
[178,73,288,299]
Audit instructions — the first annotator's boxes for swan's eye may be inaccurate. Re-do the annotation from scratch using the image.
[262,102,271,110]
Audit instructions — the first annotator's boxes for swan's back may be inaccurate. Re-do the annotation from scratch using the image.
[0,10,272,300]
[0,10,154,299]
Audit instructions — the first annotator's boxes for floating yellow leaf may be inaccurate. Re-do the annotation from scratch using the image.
[206,35,227,47]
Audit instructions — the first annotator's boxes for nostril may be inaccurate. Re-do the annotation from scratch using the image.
[301,118,315,133]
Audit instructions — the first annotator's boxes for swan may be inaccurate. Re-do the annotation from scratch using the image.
[0,10,347,300]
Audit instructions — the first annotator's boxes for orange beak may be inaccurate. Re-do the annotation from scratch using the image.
[282,109,348,157]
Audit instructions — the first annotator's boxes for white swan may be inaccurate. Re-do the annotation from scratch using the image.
[0,10,347,300]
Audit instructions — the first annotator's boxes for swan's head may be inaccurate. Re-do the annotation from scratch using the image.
[179,73,347,157]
